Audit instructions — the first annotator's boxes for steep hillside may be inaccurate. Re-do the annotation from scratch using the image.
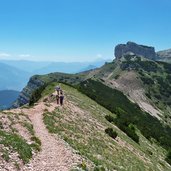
[0,90,19,109]
[33,83,171,170]
[83,55,171,122]
[5,81,171,170]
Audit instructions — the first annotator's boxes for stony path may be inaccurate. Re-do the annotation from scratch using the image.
[19,102,82,171]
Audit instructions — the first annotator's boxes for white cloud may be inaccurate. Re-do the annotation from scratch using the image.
[19,54,31,58]
[0,52,11,57]
[96,54,103,58]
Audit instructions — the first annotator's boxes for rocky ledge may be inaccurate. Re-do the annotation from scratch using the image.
[13,75,45,108]
[115,41,156,60]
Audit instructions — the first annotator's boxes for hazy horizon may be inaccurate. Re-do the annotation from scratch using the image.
[0,57,112,63]
[0,0,171,62]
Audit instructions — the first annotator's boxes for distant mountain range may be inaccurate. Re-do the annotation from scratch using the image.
[0,90,19,109]
[0,59,111,91]
[33,60,109,74]
[0,62,31,91]
[0,59,110,109]
[0,59,111,74]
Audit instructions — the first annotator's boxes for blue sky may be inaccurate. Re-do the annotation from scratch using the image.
[0,0,171,62]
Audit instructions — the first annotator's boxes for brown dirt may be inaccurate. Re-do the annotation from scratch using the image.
[8,101,83,171]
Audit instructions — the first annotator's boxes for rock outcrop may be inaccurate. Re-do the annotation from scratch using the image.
[115,41,156,60]
[13,76,45,108]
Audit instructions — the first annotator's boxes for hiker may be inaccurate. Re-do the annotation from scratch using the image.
[59,90,64,106]
[55,85,60,104]
[55,85,61,94]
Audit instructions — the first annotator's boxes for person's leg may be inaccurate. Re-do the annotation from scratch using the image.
[61,96,64,106]
[56,96,59,104]
[60,97,62,106]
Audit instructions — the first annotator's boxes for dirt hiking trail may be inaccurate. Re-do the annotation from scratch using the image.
[10,101,82,171]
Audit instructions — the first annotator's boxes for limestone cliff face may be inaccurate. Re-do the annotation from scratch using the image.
[115,42,156,60]
[13,76,45,108]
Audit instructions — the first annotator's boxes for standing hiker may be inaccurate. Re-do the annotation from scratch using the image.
[59,90,64,106]
[55,86,60,94]
[55,85,60,105]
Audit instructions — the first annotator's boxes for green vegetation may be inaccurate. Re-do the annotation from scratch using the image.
[105,128,117,139]
[0,130,32,163]
[166,149,171,165]
[77,79,171,152]
[120,56,171,119]
[0,111,41,165]
[29,83,47,105]
[23,122,35,135]
[121,56,161,72]
[31,136,41,146]
[43,83,170,171]
[23,120,41,152]
[1,149,10,161]
[14,55,171,168]
[105,113,139,143]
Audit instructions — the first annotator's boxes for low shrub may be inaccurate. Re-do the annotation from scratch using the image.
[105,128,117,139]
[105,115,115,123]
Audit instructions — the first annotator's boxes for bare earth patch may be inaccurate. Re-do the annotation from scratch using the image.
[105,71,162,120]
[8,101,82,171]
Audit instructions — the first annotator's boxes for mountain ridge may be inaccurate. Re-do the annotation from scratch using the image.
[2,83,171,170]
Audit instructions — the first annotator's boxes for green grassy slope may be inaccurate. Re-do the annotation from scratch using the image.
[41,83,171,171]
[0,111,41,170]
[77,79,171,151]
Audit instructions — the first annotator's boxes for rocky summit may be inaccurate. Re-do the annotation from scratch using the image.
[115,41,156,60]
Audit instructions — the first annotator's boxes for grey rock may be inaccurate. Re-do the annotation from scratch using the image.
[115,41,156,60]
[13,76,45,108]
